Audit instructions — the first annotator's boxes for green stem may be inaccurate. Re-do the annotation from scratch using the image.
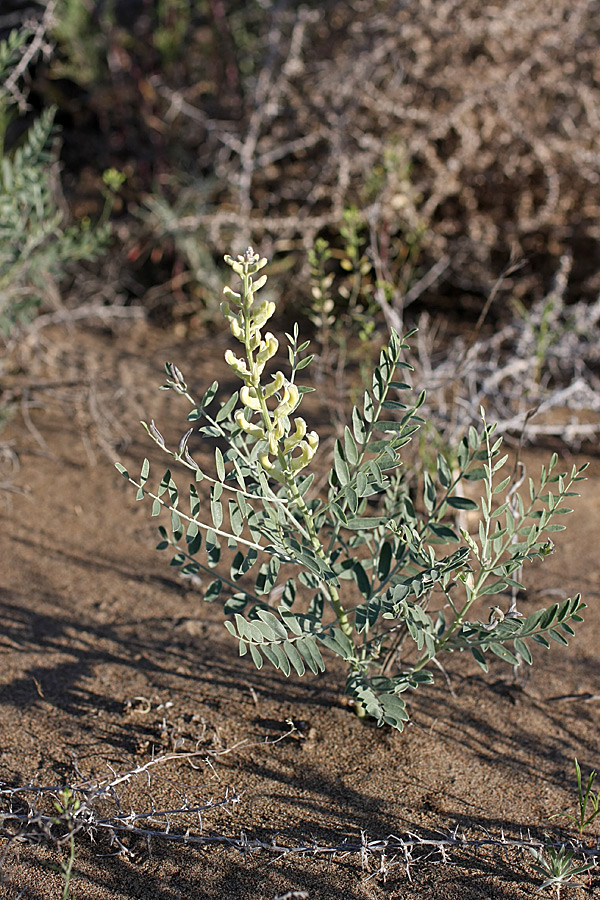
[62,832,75,900]
[285,474,353,643]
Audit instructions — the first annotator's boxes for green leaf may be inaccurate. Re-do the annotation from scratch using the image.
[187,523,202,555]
[249,644,263,669]
[210,494,223,529]
[428,522,459,542]
[344,426,359,465]
[513,638,532,665]
[229,499,244,536]
[295,354,314,370]
[171,509,183,541]
[493,454,509,473]
[465,467,487,481]
[280,580,296,610]
[377,541,393,581]
[376,420,411,433]
[224,593,248,614]
[352,407,367,444]
[205,529,221,566]
[204,579,222,602]
[215,391,238,422]
[280,608,302,635]
[215,447,225,482]
[489,642,519,665]
[345,672,409,730]
[189,484,201,517]
[369,460,384,486]
[308,591,325,619]
[381,400,407,411]
[201,381,219,408]
[344,485,358,514]
[256,609,288,641]
[479,580,508,595]
[333,440,350,486]
[446,496,479,511]
[423,471,436,513]
[297,635,325,674]
[330,501,348,525]
[356,472,368,496]
[494,475,511,494]
[531,633,550,648]
[471,646,488,672]
[344,516,388,530]
[115,463,129,478]
[284,641,305,676]
[436,454,452,489]
[158,469,172,498]
[548,628,569,645]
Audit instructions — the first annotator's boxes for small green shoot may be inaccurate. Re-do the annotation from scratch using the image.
[51,787,81,900]
[550,758,600,839]
[530,843,595,898]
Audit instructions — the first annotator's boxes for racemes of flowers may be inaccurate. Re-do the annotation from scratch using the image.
[116,248,587,730]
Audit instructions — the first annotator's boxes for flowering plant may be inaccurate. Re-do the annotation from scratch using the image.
[117,248,586,730]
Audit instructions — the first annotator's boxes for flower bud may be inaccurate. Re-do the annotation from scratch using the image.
[260,451,275,470]
[251,273,268,293]
[283,417,307,453]
[264,370,285,399]
[253,300,275,328]
[224,255,245,277]
[307,431,319,451]
[235,410,265,439]
[229,318,244,342]
[274,383,299,419]
[248,329,262,353]
[256,333,279,368]
[289,435,318,472]
[259,452,286,483]
[225,349,249,379]
[222,286,241,304]
[240,386,262,411]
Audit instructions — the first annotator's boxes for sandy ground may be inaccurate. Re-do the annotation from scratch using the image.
[0,320,599,900]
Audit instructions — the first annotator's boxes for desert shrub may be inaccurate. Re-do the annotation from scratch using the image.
[117,249,587,730]
[0,23,113,337]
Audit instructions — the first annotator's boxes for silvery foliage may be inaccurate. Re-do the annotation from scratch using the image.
[117,249,587,731]
[0,26,110,335]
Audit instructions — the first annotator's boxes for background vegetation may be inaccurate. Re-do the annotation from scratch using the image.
[1,0,598,449]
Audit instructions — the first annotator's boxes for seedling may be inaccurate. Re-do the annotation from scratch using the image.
[51,787,81,900]
[530,843,595,898]
[550,758,600,839]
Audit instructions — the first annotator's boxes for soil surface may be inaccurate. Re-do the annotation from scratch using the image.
[1,320,599,900]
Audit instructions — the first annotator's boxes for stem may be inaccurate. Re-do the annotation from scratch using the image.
[285,474,354,642]
[62,833,75,899]
[128,477,264,551]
